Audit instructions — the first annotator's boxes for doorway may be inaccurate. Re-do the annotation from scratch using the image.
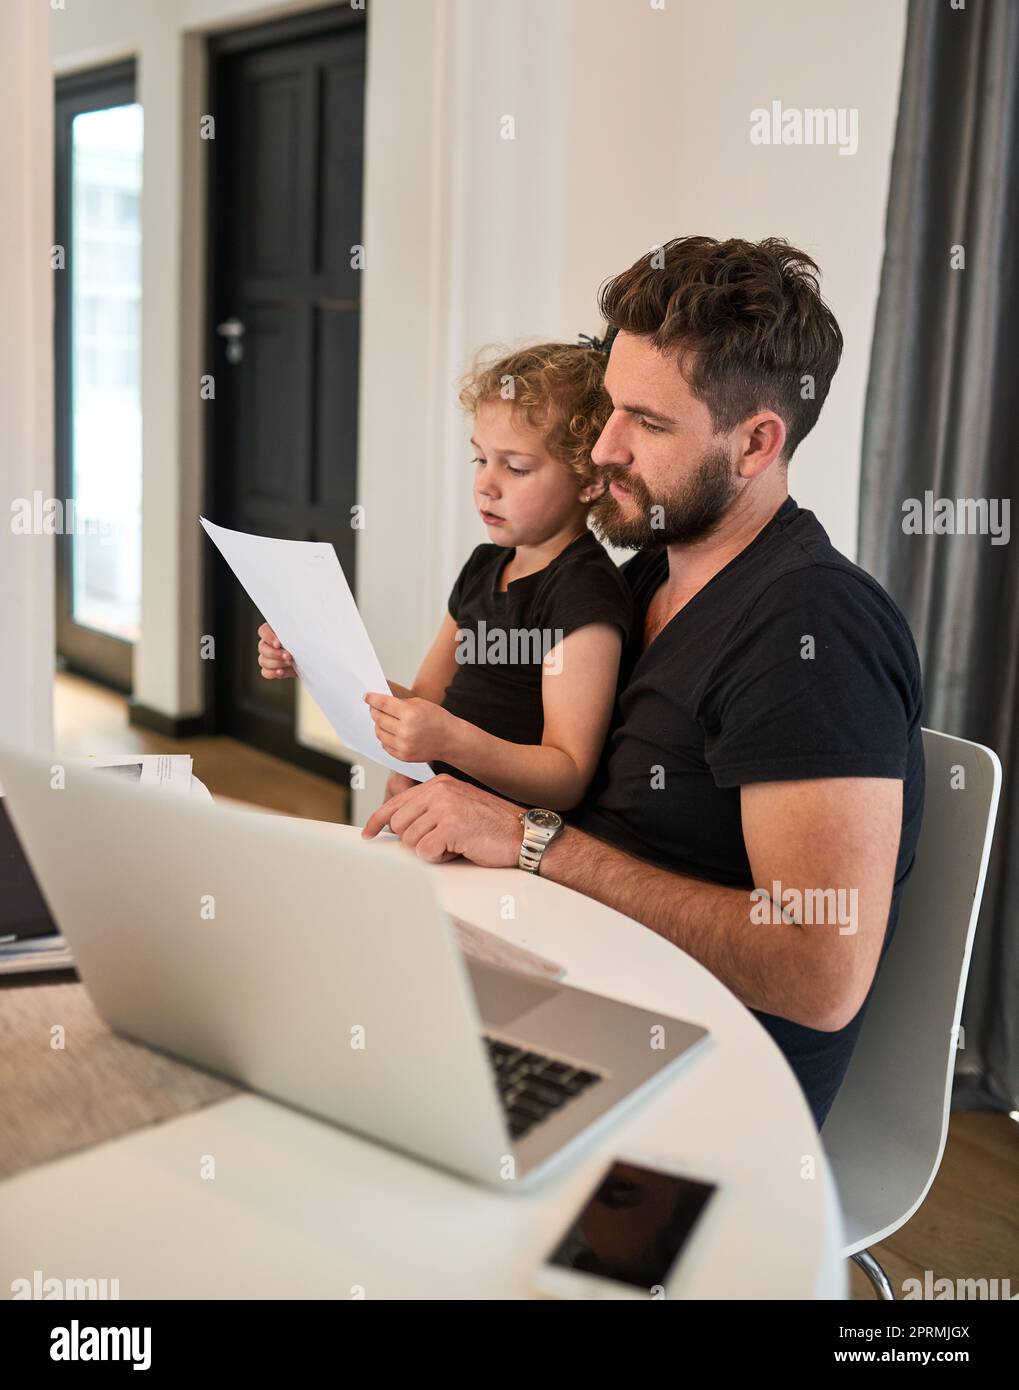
[54,61,143,693]
[204,4,365,776]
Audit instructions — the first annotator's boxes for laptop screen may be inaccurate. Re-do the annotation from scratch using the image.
[0,797,58,942]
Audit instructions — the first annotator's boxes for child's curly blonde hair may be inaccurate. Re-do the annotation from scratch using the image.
[457,342,611,488]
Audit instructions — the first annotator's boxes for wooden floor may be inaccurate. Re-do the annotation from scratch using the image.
[847,1111,1018,1299]
[54,670,348,824]
[53,672,1019,1300]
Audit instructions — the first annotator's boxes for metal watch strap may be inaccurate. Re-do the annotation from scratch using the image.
[517,815,559,875]
[518,828,546,874]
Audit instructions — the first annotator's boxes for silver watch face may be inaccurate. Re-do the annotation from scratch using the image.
[525,809,562,832]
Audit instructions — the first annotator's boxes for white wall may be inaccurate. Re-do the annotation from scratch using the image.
[412,0,908,574]
[1,0,54,753]
[347,0,908,820]
[47,0,908,820]
[558,0,907,557]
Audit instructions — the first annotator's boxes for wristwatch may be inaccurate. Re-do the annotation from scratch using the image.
[517,808,564,875]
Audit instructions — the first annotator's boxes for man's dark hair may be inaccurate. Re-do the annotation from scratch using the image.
[598,236,844,462]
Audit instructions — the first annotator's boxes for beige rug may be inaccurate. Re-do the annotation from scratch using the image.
[0,980,237,1181]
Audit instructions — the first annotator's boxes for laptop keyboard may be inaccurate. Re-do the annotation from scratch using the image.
[483,1036,603,1141]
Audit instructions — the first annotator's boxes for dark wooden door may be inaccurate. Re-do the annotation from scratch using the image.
[205,7,364,775]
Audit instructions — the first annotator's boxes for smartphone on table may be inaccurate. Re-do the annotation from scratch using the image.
[532,1156,718,1300]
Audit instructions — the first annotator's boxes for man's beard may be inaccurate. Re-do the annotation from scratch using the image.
[588,446,740,549]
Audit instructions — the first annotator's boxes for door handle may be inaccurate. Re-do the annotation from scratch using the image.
[216,317,245,364]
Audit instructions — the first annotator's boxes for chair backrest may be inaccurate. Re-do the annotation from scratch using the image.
[822,727,1001,1252]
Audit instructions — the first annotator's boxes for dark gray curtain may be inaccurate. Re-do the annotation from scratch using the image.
[859,0,1019,1112]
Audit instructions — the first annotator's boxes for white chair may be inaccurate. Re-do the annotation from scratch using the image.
[822,727,1002,1299]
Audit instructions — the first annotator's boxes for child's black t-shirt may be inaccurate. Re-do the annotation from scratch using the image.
[434,530,632,785]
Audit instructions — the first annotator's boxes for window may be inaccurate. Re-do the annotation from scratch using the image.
[55,62,142,690]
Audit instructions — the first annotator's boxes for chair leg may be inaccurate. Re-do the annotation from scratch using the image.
[851,1249,895,1300]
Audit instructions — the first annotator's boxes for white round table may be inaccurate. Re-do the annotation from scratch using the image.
[0,823,847,1299]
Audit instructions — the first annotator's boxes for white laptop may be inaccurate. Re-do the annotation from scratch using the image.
[0,743,709,1190]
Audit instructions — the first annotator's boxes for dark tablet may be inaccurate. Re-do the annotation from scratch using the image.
[0,797,57,943]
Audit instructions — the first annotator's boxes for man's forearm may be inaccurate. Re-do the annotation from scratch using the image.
[537,826,830,1030]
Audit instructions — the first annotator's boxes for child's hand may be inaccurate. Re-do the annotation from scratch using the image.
[257,622,296,679]
[364,692,456,764]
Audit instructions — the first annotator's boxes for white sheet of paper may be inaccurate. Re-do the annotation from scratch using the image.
[449,917,566,981]
[200,518,433,782]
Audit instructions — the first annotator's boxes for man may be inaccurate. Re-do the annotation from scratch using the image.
[363,236,925,1131]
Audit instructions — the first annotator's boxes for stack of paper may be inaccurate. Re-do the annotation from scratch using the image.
[86,753,194,795]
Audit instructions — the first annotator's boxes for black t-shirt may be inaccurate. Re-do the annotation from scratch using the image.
[435,530,632,790]
[570,497,925,1130]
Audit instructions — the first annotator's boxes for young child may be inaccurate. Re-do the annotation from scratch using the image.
[257,340,632,811]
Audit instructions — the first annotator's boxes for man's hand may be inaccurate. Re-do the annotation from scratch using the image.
[361,773,523,867]
[364,692,459,764]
